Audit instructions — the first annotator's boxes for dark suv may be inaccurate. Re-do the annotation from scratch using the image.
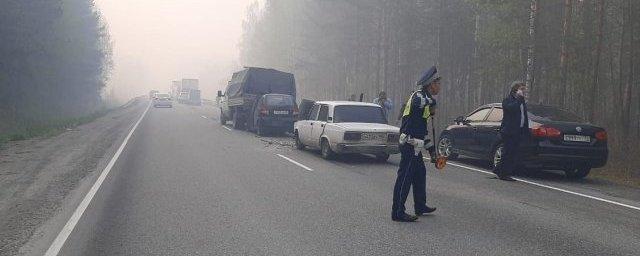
[438,103,608,179]
[248,94,298,135]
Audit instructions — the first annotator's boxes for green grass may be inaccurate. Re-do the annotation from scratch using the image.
[0,109,111,147]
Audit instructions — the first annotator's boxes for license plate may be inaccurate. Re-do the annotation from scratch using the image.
[564,134,591,143]
[362,133,386,141]
[273,111,289,115]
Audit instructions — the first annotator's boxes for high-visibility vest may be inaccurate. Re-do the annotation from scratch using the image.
[402,91,431,119]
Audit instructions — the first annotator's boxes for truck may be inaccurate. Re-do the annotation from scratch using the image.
[176,78,201,105]
[218,67,296,130]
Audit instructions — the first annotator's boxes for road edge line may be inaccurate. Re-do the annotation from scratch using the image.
[44,102,151,256]
[277,154,313,171]
[432,158,640,212]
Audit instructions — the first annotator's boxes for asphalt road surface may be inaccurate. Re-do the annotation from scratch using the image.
[52,102,639,256]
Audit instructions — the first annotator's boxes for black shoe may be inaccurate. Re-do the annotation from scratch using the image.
[498,175,516,181]
[392,213,418,222]
[415,206,437,216]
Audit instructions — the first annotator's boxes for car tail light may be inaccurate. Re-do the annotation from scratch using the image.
[344,132,361,141]
[387,133,399,143]
[293,105,300,116]
[531,125,562,138]
[259,105,269,116]
[595,130,607,141]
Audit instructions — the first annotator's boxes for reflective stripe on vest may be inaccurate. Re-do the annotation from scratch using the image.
[402,91,431,119]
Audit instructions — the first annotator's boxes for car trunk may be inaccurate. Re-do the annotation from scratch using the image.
[530,120,606,147]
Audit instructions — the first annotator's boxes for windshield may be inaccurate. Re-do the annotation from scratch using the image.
[265,95,294,106]
[333,105,386,124]
[528,105,583,123]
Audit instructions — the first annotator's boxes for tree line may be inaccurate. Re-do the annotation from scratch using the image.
[241,0,639,176]
[0,0,112,133]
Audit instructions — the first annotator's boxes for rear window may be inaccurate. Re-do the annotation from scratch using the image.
[265,95,294,106]
[528,105,583,122]
[333,105,386,124]
[156,94,170,98]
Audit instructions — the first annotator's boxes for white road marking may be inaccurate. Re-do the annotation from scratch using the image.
[45,103,151,256]
[222,126,232,131]
[200,115,208,119]
[428,157,640,212]
[277,154,313,171]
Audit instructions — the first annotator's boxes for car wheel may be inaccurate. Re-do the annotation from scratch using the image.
[220,109,226,125]
[375,153,390,162]
[437,134,458,160]
[564,167,591,179]
[321,139,335,160]
[491,144,504,169]
[294,132,305,150]
[232,113,244,130]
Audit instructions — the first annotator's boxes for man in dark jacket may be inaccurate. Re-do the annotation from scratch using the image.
[391,66,440,222]
[495,81,529,181]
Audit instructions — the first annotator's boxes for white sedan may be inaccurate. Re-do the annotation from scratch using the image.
[294,101,400,161]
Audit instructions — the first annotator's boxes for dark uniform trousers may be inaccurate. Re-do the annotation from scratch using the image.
[392,143,427,216]
[496,132,522,177]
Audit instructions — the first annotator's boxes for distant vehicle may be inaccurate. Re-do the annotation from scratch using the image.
[173,79,200,105]
[153,93,172,108]
[438,103,608,179]
[218,67,296,130]
[294,101,400,161]
[149,90,159,99]
[243,94,298,135]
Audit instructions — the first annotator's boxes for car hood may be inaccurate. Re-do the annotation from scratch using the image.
[331,122,399,133]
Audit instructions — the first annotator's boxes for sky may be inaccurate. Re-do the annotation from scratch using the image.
[94,0,258,102]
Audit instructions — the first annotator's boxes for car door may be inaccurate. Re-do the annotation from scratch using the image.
[300,104,320,144]
[474,107,502,156]
[309,104,329,147]
[456,108,491,155]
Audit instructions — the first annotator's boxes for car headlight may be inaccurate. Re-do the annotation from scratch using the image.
[344,131,362,141]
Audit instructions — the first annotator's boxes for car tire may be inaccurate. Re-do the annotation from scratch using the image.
[564,167,591,179]
[295,132,305,150]
[321,139,335,160]
[437,134,458,160]
[220,109,226,125]
[375,153,390,162]
[232,113,244,130]
[491,143,504,169]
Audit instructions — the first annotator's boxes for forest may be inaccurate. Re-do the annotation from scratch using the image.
[0,0,111,136]
[241,0,640,178]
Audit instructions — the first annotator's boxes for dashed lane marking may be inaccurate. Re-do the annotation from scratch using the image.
[200,115,208,119]
[277,154,313,172]
[428,157,640,212]
[222,126,232,131]
[45,102,152,256]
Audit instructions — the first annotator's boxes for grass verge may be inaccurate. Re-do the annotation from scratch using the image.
[0,108,112,147]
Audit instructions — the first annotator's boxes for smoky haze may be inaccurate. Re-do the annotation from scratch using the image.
[96,0,257,102]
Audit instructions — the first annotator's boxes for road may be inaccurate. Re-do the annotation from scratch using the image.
[52,102,639,256]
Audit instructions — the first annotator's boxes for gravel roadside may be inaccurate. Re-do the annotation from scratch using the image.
[0,98,148,256]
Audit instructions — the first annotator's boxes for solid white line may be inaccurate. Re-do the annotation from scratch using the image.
[429,157,640,211]
[222,126,232,131]
[44,103,151,256]
[200,115,208,119]
[277,154,313,171]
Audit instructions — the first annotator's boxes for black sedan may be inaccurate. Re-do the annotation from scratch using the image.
[438,103,608,179]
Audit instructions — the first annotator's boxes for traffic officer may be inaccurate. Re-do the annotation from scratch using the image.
[391,66,441,222]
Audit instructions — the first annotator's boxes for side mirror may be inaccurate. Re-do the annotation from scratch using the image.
[454,116,465,124]
[217,90,223,97]
[327,116,333,122]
